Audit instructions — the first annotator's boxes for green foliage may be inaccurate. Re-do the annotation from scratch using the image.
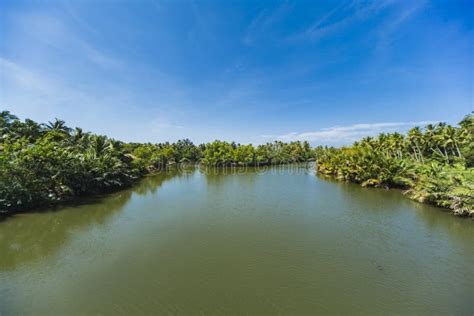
[201,140,235,166]
[200,140,314,166]
[0,112,315,215]
[315,115,474,216]
[0,112,139,214]
[404,163,473,216]
[459,112,474,167]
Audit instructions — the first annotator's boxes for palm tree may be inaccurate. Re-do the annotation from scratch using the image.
[0,111,18,135]
[45,118,72,134]
[407,127,424,163]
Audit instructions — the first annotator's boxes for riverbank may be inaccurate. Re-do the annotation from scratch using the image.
[314,115,473,217]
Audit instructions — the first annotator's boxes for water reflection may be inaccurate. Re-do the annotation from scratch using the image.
[132,170,184,196]
[198,162,313,176]
[319,174,473,237]
[0,165,472,315]
[0,171,179,270]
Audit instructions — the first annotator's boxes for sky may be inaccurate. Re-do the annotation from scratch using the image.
[1,0,473,145]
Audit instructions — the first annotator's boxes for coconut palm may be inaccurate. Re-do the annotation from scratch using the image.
[45,118,72,134]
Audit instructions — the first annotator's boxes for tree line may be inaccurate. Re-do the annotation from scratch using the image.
[2,111,472,217]
[0,111,314,215]
[314,114,473,216]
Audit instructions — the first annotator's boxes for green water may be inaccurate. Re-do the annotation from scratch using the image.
[1,165,473,315]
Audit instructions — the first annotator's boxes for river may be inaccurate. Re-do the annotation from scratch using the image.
[1,165,473,314]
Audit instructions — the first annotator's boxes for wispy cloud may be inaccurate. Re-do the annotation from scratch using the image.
[12,12,121,69]
[375,0,427,51]
[0,57,55,94]
[286,0,426,46]
[288,0,395,42]
[261,120,436,145]
[296,1,352,41]
[243,2,292,46]
[1,8,190,142]
[0,57,113,121]
[2,0,469,146]
[0,56,193,143]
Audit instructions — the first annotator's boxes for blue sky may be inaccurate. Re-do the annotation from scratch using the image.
[1,0,472,145]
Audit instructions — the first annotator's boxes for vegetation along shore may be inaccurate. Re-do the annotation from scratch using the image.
[315,113,473,216]
[0,111,314,216]
[1,111,472,217]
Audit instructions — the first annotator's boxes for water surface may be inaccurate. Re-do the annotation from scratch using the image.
[1,166,473,314]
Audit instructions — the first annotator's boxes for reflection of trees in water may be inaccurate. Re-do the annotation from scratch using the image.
[202,166,259,189]
[199,163,313,176]
[0,171,181,270]
[332,179,409,213]
[201,163,314,190]
[133,170,183,196]
[317,175,473,245]
[0,191,131,270]
[410,202,474,247]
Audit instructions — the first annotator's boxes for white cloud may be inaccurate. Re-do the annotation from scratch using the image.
[261,120,436,145]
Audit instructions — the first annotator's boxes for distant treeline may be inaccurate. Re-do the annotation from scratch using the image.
[315,114,473,216]
[0,111,314,215]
